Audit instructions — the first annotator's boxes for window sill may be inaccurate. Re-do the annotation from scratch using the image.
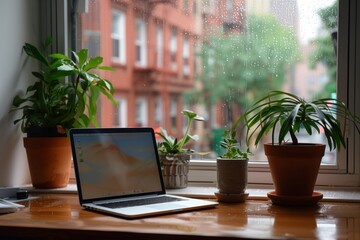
[24,183,360,203]
[167,184,360,203]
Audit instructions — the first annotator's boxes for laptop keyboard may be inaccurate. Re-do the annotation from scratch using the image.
[97,196,185,209]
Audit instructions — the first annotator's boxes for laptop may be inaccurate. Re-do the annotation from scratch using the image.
[69,127,217,219]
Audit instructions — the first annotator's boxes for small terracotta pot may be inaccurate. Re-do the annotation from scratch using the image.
[264,143,325,196]
[23,137,72,189]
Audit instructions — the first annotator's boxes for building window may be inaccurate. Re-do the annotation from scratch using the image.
[155,96,163,126]
[84,30,100,57]
[193,1,197,14]
[113,98,128,127]
[170,98,177,132]
[156,25,164,68]
[183,35,190,76]
[170,28,177,70]
[226,0,233,21]
[135,18,147,67]
[183,0,189,14]
[112,9,126,64]
[136,97,148,127]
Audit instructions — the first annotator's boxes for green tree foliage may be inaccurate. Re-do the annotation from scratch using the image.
[187,15,299,123]
[309,1,338,98]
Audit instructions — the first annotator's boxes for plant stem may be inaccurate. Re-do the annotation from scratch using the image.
[178,118,192,148]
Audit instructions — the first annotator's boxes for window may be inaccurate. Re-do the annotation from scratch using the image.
[136,97,148,127]
[193,1,198,14]
[71,0,359,188]
[169,28,177,70]
[135,18,147,67]
[83,30,100,57]
[170,97,178,132]
[156,25,164,68]
[183,35,190,76]
[155,96,163,126]
[183,0,189,14]
[114,98,128,127]
[112,10,126,64]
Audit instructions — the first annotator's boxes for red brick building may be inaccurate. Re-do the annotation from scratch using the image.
[80,0,202,139]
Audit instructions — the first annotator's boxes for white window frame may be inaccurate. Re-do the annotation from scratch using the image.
[156,25,164,68]
[189,0,360,188]
[135,18,147,67]
[111,9,126,64]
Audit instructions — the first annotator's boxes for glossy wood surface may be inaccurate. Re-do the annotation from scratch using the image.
[0,193,359,239]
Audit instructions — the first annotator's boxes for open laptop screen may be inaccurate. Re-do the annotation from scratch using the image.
[70,128,164,201]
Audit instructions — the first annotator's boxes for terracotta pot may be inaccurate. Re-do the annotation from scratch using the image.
[216,158,248,194]
[23,137,72,189]
[160,153,190,189]
[264,143,325,196]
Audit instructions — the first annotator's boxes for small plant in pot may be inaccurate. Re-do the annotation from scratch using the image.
[234,90,360,206]
[215,128,250,203]
[156,110,205,189]
[11,38,116,189]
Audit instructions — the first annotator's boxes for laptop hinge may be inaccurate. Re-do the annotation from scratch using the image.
[92,194,165,205]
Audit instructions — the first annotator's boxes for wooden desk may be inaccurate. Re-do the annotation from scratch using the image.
[0,193,359,239]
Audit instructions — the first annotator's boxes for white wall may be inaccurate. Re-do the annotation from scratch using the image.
[0,0,40,186]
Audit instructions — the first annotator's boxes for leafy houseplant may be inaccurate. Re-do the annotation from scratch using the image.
[11,38,116,189]
[215,129,250,203]
[156,110,205,189]
[12,37,116,135]
[219,129,249,160]
[234,90,360,205]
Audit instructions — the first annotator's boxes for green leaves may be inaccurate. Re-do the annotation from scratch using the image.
[156,110,205,154]
[235,91,360,152]
[23,43,49,66]
[11,37,117,133]
[219,129,249,159]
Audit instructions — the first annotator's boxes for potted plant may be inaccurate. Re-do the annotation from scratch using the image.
[11,38,116,189]
[234,90,360,206]
[156,110,205,189]
[215,128,249,203]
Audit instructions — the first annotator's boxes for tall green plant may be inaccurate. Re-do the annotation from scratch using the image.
[12,38,116,133]
[233,91,360,151]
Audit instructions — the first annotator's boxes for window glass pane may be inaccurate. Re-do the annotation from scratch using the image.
[111,10,126,63]
[170,28,177,70]
[135,18,147,66]
[156,25,164,67]
[136,97,148,127]
[76,0,338,165]
[114,98,128,127]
